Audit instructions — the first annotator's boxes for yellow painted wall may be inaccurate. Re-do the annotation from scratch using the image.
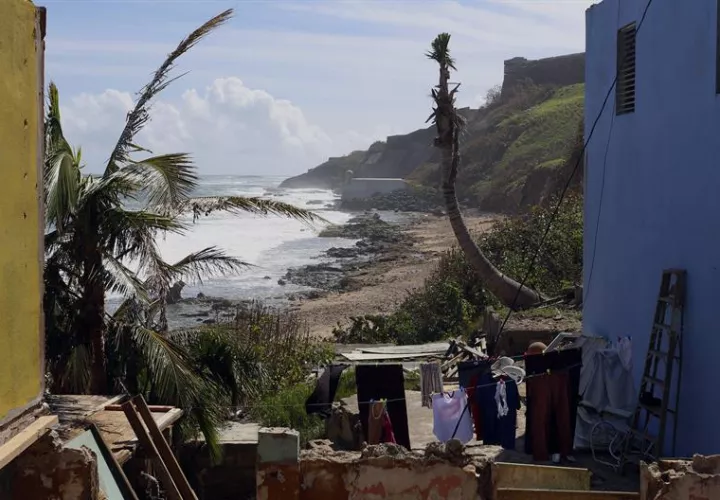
[0,0,44,422]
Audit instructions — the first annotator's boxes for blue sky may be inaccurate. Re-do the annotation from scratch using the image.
[43,0,593,175]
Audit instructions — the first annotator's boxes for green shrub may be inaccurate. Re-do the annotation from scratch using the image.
[333,193,582,345]
[479,192,583,296]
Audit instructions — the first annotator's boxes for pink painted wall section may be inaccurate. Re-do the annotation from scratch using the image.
[300,456,479,500]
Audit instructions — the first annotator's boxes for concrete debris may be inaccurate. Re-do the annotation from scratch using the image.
[642,455,720,500]
[424,439,470,466]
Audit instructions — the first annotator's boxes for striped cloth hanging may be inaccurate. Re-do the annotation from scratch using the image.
[420,362,444,408]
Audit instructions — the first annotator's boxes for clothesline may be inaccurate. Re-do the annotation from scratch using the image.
[162,362,583,411]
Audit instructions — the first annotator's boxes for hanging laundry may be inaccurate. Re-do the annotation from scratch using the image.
[458,360,492,440]
[524,348,581,461]
[476,372,521,450]
[305,364,349,417]
[355,364,411,449]
[368,400,396,445]
[431,390,474,444]
[420,362,444,408]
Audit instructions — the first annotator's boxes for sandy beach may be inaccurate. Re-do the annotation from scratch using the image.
[294,213,499,338]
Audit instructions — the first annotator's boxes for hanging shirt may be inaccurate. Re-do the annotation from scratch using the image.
[476,373,521,450]
[432,390,474,444]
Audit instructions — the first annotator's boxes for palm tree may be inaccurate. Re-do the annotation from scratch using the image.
[426,33,543,309]
[43,8,322,398]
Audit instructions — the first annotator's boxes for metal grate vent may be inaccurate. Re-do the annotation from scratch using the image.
[616,22,637,115]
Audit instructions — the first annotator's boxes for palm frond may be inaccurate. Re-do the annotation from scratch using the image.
[45,83,81,232]
[103,9,233,177]
[164,247,250,286]
[102,208,185,262]
[426,33,456,69]
[132,326,200,403]
[181,196,326,224]
[124,153,198,209]
[102,252,150,302]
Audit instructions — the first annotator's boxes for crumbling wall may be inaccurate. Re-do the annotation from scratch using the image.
[299,443,481,500]
[1,432,99,499]
[641,455,720,500]
[501,53,585,96]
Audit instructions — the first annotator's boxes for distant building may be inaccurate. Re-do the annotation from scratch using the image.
[584,0,720,455]
[341,178,409,201]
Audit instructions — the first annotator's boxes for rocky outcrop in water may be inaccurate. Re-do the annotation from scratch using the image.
[282,213,411,292]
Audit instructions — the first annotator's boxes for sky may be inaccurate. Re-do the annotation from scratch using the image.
[45,0,595,176]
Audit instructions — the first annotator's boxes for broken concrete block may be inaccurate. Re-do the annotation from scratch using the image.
[641,455,720,500]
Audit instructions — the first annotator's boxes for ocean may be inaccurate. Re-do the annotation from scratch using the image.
[108,175,360,328]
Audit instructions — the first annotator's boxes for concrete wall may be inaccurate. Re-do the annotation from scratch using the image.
[0,433,99,499]
[0,0,45,425]
[300,451,479,500]
[341,178,409,201]
[502,53,585,96]
[583,0,720,454]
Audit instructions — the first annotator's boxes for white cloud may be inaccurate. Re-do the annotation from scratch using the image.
[60,77,382,175]
[50,0,594,175]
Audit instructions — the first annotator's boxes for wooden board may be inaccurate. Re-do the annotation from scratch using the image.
[493,462,591,496]
[357,342,450,355]
[497,488,639,500]
[0,415,57,470]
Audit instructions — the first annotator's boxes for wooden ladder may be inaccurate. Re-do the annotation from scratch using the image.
[624,269,685,465]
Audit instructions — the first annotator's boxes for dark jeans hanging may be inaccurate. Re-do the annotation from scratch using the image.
[458,360,492,441]
[355,364,411,449]
[305,364,349,417]
[524,348,581,459]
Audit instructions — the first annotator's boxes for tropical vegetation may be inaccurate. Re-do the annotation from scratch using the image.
[42,9,321,454]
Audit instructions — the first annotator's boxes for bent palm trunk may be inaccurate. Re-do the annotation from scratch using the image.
[428,34,542,309]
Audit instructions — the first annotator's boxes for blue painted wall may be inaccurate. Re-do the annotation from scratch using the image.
[584,0,720,455]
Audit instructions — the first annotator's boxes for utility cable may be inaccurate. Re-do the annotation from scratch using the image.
[492,0,657,354]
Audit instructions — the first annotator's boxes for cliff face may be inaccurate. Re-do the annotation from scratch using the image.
[280,53,585,212]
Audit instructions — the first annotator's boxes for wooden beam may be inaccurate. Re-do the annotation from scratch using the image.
[133,396,197,500]
[0,415,57,470]
[493,462,592,494]
[497,489,639,500]
[121,401,183,500]
[104,404,173,412]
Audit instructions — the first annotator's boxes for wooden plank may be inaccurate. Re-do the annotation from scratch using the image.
[0,415,57,470]
[155,408,183,430]
[357,342,450,355]
[105,404,173,412]
[493,462,591,496]
[121,401,182,500]
[341,351,442,361]
[497,488,639,500]
[133,396,197,500]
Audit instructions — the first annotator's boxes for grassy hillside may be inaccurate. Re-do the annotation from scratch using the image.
[411,83,584,211]
[282,83,585,212]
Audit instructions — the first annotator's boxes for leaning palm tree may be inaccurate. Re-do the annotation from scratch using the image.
[43,8,321,400]
[426,33,542,309]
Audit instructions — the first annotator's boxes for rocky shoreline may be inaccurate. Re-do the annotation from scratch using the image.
[279,212,417,296]
[166,211,424,328]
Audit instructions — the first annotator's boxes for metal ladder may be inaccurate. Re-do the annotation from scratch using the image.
[624,269,685,465]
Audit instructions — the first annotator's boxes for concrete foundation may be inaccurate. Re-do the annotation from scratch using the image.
[180,422,259,499]
[257,427,301,500]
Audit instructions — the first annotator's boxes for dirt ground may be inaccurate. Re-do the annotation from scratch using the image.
[294,214,498,338]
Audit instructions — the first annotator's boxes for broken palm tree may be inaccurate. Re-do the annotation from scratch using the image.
[426,33,543,310]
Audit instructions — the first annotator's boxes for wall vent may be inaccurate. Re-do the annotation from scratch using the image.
[616,22,637,115]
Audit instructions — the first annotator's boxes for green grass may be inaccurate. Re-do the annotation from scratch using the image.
[496,84,583,174]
